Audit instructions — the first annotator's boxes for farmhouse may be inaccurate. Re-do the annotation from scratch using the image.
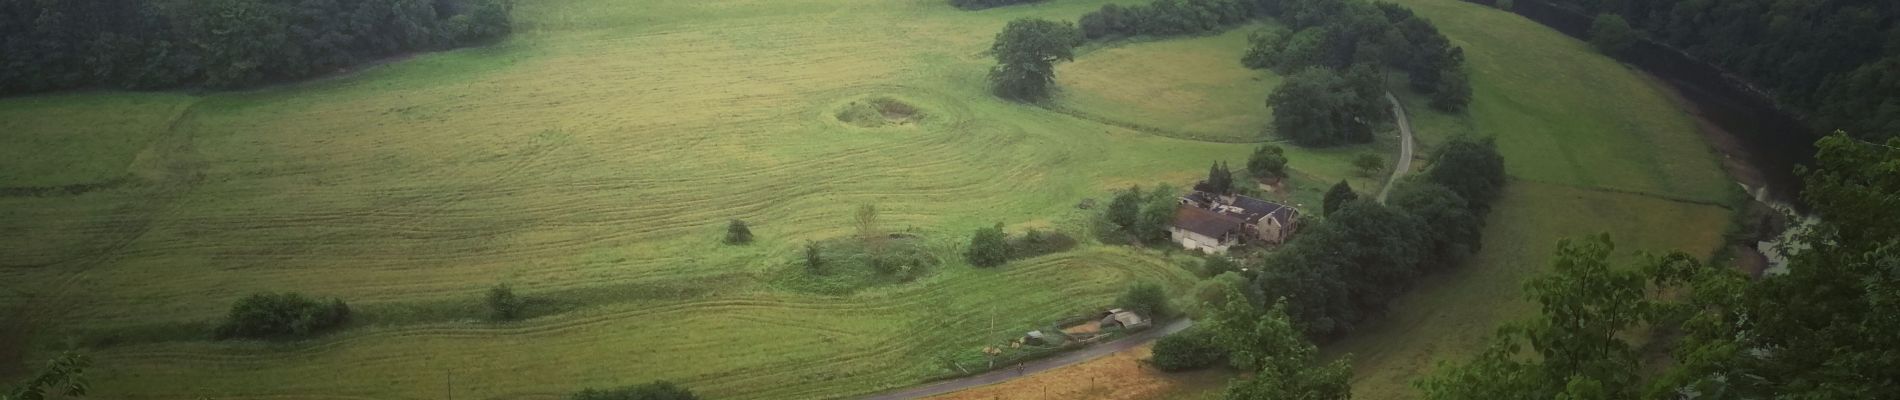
[1168,190,1301,254]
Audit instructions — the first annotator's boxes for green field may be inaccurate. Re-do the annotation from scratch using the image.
[0,0,1733,398]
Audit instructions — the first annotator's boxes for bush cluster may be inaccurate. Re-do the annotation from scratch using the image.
[966,225,1079,267]
[1254,136,1503,339]
[1150,327,1225,371]
[215,292,351,339]
[947,0,1045,10]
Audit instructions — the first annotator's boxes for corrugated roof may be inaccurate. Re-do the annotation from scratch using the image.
[1172,205,1243,237]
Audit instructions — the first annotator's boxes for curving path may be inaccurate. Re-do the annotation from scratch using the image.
[858,319,1194,400]
[1376,92,1416,204]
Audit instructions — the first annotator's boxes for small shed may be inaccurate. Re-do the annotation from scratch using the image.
[1023,330,1047,345]
[1099,308,1148,330]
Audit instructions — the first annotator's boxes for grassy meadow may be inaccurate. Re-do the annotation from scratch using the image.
[0,0,1337,398]
[0,0,1734,399]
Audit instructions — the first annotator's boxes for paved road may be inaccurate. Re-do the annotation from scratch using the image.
[1376,92,1416,204]
[858,319,1195,400]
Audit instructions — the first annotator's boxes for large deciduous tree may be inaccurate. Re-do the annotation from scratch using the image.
[1424,136,1506,210]
[1269,66,1385,147]
[988,18,1081,101]
[1247,144,1290,183]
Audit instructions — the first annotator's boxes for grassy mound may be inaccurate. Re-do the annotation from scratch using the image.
[835,97,923,128]
[769,235,940,296]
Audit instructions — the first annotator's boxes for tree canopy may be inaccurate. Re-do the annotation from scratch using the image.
[1269,66,1386,146]
[1423,136,1506,210]
[1247,144,1290,182]
[988,18,1082,101]
[0,0,515,93]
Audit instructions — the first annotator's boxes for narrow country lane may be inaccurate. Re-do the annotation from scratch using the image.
[1376,92,1416,204]
[858,319,1194,400]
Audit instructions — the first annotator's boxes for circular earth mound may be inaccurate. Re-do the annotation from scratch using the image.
[834,97,923,128]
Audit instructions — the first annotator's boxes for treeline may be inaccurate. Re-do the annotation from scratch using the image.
[0,0,514,94]
[948,0,1045,10]
[1255,136,1504,339]
[1245,0,1472,115]
[1077,0,1255,40]
[1504,0,1899,141]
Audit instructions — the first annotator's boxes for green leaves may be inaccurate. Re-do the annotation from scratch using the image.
[987,18,1081,101]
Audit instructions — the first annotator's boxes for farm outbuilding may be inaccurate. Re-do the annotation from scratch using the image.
[1099,308,1148,330]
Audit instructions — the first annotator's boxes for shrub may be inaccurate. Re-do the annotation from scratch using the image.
[570,381,699,400]
[1105,186,1144,230]
[965,224,1011,267]
[1007,229,1078,259]
[486,284,525,321]
[1589,14,1638,56]
[724,219,753,244]
[215,292,351,339]
[1116,282,1171,318]
[805,241,824,275]
[1151,328,1224,371]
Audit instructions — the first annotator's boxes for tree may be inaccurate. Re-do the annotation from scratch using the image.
[486,284,525,321]
[854,204,884,256]
[1419,235,1659,399]
[570,381,699,400]
[3,352,90,400]
[965,223,1010,267]
[1116,282,1171,318]
[1205,162,1236,194]
[988,18,1081,101]
[1588,14,1637,56]
[804,241,824,275]
[1247,144,1289,183]
[1151,328,1224,371]
[1201,289,1351,400]
[1322,180,1357,216]
[1386,180,1481,271]
[1429,65,1472,112]
[1106,186,1144,231]
[1353,153,1384,177]
[1269,67,1383,147]
[1424,136,1506,209]
[724,219,753,245]
[1133,184,1180,244]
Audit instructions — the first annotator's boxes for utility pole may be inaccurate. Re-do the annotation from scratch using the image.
[447,369,454,400]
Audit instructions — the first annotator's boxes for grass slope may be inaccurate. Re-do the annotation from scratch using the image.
[1056,26,1282,142]
[1321,0,1737,398]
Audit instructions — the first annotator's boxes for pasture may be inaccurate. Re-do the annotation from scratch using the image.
[0,0,1734,399]
[3,0,1285,398]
